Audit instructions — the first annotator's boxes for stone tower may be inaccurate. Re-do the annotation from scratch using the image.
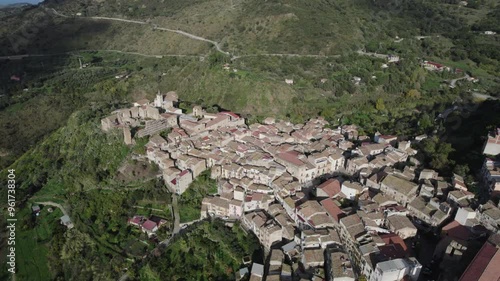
[193,105,203,118]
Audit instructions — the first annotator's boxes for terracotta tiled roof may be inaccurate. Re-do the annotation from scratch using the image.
[317,179,341,197]
[142,220,157,231]
[460,242,500,281]
[320,198,345,222]
[277,151,304,166]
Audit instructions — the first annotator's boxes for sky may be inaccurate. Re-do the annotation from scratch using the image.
[0,0,42,5]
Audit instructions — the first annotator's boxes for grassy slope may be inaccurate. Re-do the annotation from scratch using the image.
[0,109,153,280]
[14,207,64,281]
[145,220,260,280]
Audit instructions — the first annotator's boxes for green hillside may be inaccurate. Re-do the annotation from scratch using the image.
[0,0,499,280]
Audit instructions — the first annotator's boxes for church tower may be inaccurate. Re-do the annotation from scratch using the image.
[154,90,163,108]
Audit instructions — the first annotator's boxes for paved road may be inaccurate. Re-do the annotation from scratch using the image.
[231,53,340,60]
[448,74,469,88]
[46,7,68,18]
[91,16,147,25]
[179,218,202,229]
[356,50,388,59]
[154,26,229,55]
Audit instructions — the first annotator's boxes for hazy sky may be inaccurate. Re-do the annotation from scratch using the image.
[0,0,42,5]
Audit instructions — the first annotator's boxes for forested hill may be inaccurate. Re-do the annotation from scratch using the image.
[0,0,499,281]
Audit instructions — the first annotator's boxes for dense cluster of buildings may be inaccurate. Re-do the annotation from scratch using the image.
[102,92,500,281]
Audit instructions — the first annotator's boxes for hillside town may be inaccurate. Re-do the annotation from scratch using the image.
[102,91,500,281]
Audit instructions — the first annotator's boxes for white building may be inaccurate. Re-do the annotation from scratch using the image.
[455,207,477,226]
[250,263,264,281]
[369,258,421,281]
[341,181,367,200]
[483,128,500,156]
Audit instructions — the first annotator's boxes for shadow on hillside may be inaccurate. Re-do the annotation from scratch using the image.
[445,99,500,172]
[1,18,112,55]
[0,15,113,98]
[0,11,116,169]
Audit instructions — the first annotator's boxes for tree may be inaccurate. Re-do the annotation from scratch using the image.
[453,164,470,177]
[207,53,229,68]
[375,98,386,111]
[159,128,172,139]
[419,113,433,133]
[406,89,421,98]
[420,137,455,171]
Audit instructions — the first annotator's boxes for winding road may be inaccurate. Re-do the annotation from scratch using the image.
[46,8,231,56]
[38,7,344,60]
[448,74,470,89]
[153,26,229,55]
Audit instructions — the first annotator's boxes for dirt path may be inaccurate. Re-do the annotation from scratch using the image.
[171,194,180,234]
[34,201,69,217]
[132,205,166,212]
